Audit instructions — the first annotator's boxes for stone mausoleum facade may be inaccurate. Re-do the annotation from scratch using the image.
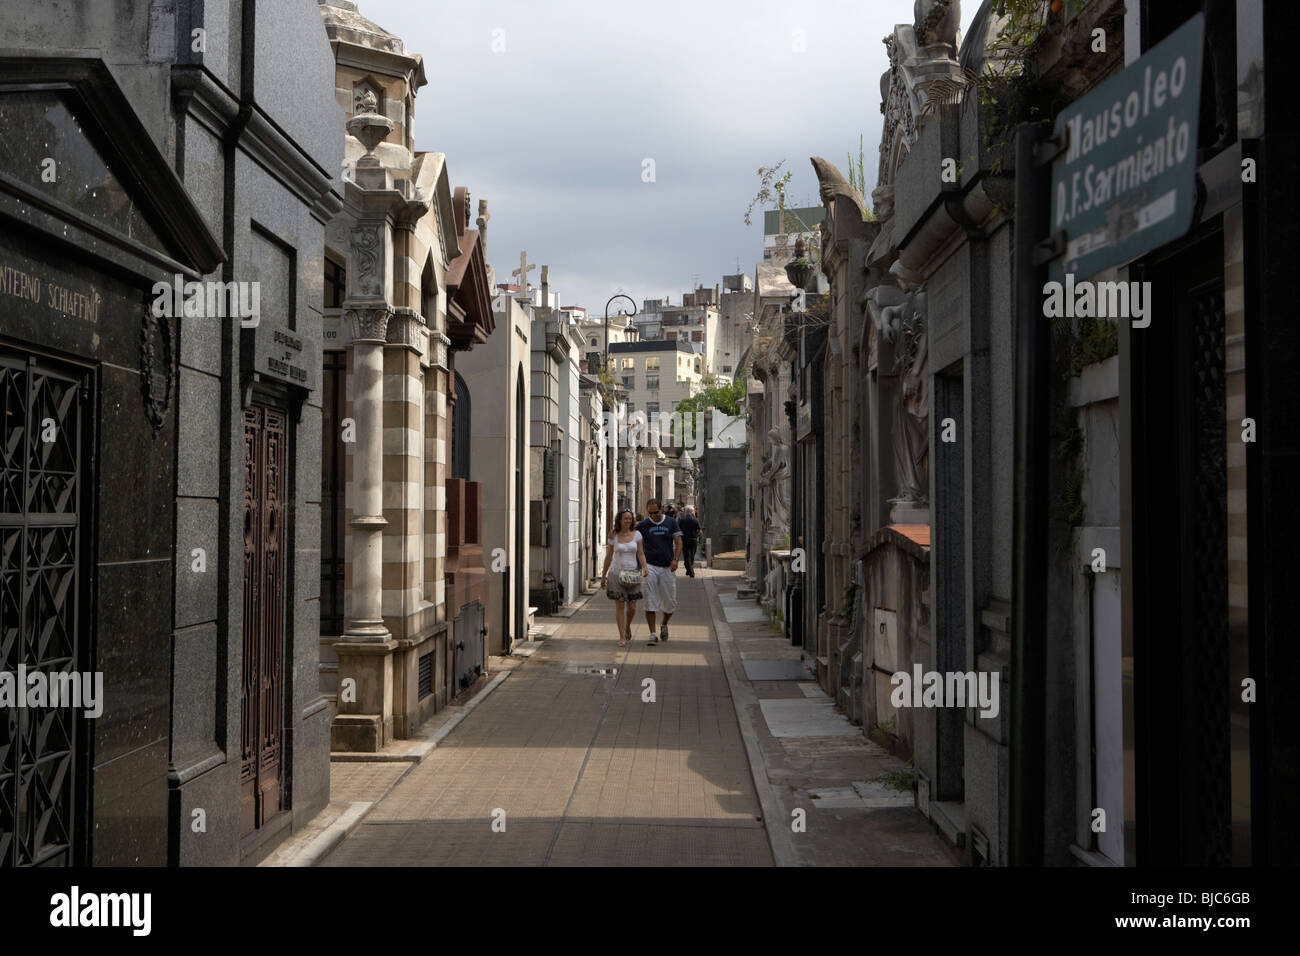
[1,0,343,864]
[318,1,493,753]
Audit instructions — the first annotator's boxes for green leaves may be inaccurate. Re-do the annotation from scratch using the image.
[677,377,747,417]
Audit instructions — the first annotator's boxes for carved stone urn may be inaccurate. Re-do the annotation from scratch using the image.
[784,236,815,291]
[346,108,393,168]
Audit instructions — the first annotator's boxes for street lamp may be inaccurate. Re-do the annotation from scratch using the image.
[604,293,637,375]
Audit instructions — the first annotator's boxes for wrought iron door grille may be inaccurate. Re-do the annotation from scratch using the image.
[1185,280,1230,864]
[240,404,286,836]
[1,346,90,867]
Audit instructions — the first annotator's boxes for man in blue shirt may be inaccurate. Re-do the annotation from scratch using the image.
[636,498,681,645]
[677,506,703,576]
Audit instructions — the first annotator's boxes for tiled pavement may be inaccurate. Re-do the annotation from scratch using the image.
[323,570,773,866]
[318,567,957,867]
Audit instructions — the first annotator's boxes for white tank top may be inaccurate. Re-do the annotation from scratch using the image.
[610,531,641,571]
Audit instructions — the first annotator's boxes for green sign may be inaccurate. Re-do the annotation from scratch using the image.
[1049,13,1204,281]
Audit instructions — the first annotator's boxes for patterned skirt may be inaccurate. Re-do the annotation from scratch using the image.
[606,575,643,602]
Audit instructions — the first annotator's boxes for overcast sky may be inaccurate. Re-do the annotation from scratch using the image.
[351,0,978,312]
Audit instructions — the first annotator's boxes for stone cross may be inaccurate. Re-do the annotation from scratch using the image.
[512,251,535,292]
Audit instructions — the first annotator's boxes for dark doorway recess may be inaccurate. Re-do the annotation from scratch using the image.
[1128,223,1232,865]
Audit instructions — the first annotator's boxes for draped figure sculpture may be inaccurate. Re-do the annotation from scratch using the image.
[890,282,929,503]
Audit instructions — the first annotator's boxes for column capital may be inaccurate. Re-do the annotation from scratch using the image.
[345,306,392,343]
[386,306,427,352]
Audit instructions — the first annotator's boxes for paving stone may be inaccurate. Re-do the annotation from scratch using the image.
[328,762,409,804]
[758,698,862,738]
[744,659,815,681]
[322,573,767,867]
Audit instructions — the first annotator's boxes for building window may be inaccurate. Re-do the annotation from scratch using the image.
[646,356,660,370]
[622,357,635,370]
[646,375,659,390]
[421,256,437,321]
[324,257,346,309]
[622,375,634,388]
[452,372,471,480]
[590,337,597,347]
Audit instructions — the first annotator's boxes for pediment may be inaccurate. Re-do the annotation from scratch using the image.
[0,58,223,280]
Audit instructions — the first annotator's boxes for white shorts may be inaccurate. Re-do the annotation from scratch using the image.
[643,564,677,614]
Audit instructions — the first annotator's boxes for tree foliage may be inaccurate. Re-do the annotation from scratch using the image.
[676,375,747,417]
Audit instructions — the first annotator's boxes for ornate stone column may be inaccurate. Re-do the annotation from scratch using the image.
[345,306,392,641]
[333,105,402,752]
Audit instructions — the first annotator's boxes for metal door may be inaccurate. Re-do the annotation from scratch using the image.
[0,345,92,866]
[453,601,485,692]
[240,404,286,836]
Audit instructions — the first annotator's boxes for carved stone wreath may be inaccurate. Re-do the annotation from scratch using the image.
[140,309,174,433]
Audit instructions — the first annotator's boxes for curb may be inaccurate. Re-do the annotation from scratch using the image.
[280,801,373,868]
[705,574,800,868]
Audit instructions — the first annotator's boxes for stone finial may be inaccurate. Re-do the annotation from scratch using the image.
[512,251,535,291]
[810,156,868,220]
[914,0,960,52]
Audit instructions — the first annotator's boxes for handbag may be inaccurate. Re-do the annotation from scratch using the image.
[617,568,642,588]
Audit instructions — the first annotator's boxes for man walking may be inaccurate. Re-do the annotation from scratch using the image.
[636,498,682,645]
[678,506,703,577]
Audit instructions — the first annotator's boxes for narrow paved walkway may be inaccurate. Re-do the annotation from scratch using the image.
[323,570,773,866]
[707,573,958,867]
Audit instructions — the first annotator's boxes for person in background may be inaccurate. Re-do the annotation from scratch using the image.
[678,505,702,577]
[635,498,682,645]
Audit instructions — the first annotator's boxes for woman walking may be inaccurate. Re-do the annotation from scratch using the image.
[601,509,649,646]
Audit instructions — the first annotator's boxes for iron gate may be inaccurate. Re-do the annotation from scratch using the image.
[0,345,92,866]
[240,403,286,836]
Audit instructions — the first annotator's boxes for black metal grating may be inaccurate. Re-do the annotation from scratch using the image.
[0,346,89,867]
[417,651,433,701]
